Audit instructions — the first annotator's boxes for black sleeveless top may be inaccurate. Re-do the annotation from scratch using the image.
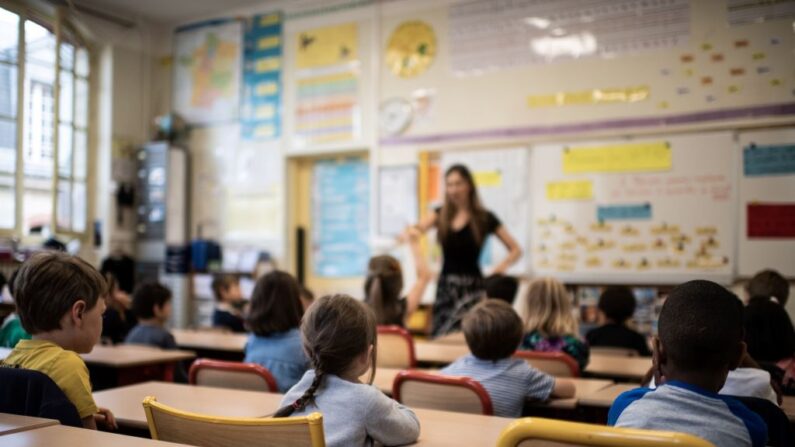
[435,208,502,276]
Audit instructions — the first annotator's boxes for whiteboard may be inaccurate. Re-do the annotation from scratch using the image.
[737,128,795,277]
[440,147,529,275]
[530,132,737,284]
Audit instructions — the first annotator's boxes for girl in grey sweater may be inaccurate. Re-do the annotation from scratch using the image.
[275,294,420,447]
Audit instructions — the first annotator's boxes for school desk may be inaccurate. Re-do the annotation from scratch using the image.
[582,355,651,382]
[414,340,469,365]
[1,424,193,446]
[0,413,58,436]
[577,383,638,408]
[85,345,196,390]
[171,329,246,361]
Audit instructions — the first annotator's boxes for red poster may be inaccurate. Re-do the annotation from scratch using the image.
[747,203,795,238]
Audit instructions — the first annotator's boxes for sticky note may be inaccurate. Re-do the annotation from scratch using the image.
[562,141,672,174]
[255,57,281,73]
[735,39,749,48]
[701,43,712,51]
[752,52,766,60]
[658,101,669,109]
[711,53,724,62]
[771,79,781,86]
[730,68,745,76]
[257,36,281,50]
[473,170,502,187]
[680,54,693,63]
[744,144,795,176]
[259,14,280,26]
[683,68,694,77]
[255,81,279,96]
[728,85,740,93]
[255,104,276,119]
[597,203,652,221]
[546,180,593,200]
[701,77,713,85]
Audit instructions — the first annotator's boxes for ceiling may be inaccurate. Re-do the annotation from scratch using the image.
[71,0,267,25]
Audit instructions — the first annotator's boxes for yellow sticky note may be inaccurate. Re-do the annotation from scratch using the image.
[296,23,358,69]
[255,57,281,73]
[255,104,276,119]
[259,14,280,27]
[257,36,281,50]
[473,171,502,187]
[728,84,740,93]
[254,125,276,138]
[752,52,766,60]
[563,141,672,174]
[255,81,279,96]
[546,180,593,200]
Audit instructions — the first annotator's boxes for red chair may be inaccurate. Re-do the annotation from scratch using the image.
[392,370,493,415]
[188,359,279,392]
[377,325,417,368]
[513,351,580,377]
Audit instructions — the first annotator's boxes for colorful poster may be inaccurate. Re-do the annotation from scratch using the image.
[241,13,282,140]
[563,141,672,174]
[174,19,243,125]
[293,23,360,147]
[743,144,795,176]
[313,158,369,277]
[597,203,653,221]
[747,203,795,238]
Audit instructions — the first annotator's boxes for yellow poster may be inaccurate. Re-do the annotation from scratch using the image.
[546,180,593,200]
[296,23,358,69]
[473,170,502,187]
[562,141,672,174]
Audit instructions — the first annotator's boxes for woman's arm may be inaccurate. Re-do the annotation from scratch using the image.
[404,228,432,318]
[415,212,438,233]
[490,225,522,275]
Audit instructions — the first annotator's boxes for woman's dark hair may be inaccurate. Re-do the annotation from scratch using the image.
[274,294,377,417]
[598,286,637,323]
[364,255,404,325]
[744,295,795,362]
[438,164,489,245]
[246,271,303,336]
[131,282,172,319]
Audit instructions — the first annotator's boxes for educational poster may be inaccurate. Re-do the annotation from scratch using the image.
[293,23,361,147]
[312,158,369,277]
[241,13,282,140]
[378,165,418,237]
[174,19,243,125]
[727,0,795,26]
[530,133,736,283]
[448,0,689,74]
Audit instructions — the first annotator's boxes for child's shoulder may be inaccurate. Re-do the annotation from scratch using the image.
[607,387,654,424]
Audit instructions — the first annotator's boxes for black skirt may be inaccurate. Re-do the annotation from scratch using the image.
[431,274,486,337]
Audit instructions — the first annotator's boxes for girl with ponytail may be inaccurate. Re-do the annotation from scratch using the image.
[275,294,420,447]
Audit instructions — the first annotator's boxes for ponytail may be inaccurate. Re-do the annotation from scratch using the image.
[364,256,404,325]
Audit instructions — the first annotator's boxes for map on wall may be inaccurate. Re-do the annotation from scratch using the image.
[174,19,243,125]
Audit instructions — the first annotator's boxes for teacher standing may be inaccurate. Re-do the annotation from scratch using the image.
[413,164,522,336]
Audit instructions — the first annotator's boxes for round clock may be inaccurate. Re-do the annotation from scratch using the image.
[386,21,436,78]
[379,98,413,136]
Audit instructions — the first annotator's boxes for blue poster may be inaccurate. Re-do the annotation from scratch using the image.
[241,13,282,140]
[597,203,652,221]
[743,143,795,176]
[313,158,370,277]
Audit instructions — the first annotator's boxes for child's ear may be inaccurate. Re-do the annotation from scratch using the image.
[729,341,746,370]
[652,337,667,384]
[71,300,87,327]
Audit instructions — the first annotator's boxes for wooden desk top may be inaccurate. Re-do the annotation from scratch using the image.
[1,425,192,446]
[583,355,651,381]
[578,383,638,407]
[414,341,469,365]
[1,345,194,368]
[412,407,513,446]
[781,396,795,423]
[171,329,247,353]
[0,413,58,436]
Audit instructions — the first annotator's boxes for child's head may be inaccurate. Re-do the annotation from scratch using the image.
[523,277,577,338]
[656,280,744,390]
[211,274,242,303]
[463,299,522,361]
[364,255,404,325]
[746,269,789,306]
[131,282,172,324]
[246,270,303,336]
[484,274,519,304]
[299,285,314,311]
[13,252,108,353]
[275,294,377,417]
[598,286,636,324]
[743,296,795,363]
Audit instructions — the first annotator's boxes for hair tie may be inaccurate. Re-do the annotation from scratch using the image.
[292,400,302,410]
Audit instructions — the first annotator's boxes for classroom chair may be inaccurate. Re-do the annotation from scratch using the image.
[0,367,82,427]
[496,417,715,447]
[142,396,325,447]
[188,358,279,393]
[728,395,793,447]
[377,325,417,368]
[589,347,639,357]
[514,350,580,377]
[392,370,493,415]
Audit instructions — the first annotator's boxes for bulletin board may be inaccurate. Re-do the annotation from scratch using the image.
[737,128,795,277]
[530,132,737,284]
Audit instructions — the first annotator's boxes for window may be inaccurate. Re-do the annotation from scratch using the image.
[0,5,91,237]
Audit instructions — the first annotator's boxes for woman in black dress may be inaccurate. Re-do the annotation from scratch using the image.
[413,164,522,336]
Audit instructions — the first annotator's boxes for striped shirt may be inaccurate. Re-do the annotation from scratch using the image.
[440,354,556,417]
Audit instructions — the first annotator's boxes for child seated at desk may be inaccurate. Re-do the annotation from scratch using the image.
[609,280,767,447]
[211,274,246,333]
[126,283,178,349]
[1,252,116,430]
[585,286,651,356]
[441,299,575,417]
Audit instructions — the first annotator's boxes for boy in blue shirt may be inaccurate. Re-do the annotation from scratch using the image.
[609,280,767,447]
[441,299,575,417]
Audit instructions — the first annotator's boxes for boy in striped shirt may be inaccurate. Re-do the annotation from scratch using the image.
[440,299,575,417]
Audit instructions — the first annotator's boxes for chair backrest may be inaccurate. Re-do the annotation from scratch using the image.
[589,347,639,357]
[142,396,325,447]
[377,325,417,368]
[0,366,82,427]
[514,351,580,377]
[392,370,493,415]
[497,417,715,447]
[188,359,279,393]
[727,395,793,447]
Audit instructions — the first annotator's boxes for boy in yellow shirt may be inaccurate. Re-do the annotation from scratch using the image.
[1,252,117,430]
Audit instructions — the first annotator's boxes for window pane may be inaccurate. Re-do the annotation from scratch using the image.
[25,21,55,67]
[0,174,13,229]
[60,42,73,70]
[0,117,15,173]
[74,77,87,127]
[0,8,18,63]
[23,178,52,235]
[72,180,85,232]
[0,63,17,118]
[58,123,71,177]
[24,78,54,178]
[57,178,70,228]
[59,70,72,123]
[74,128,85,179]
[75,48,88,77]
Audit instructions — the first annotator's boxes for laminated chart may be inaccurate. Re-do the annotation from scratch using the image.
[242,13,282,140]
